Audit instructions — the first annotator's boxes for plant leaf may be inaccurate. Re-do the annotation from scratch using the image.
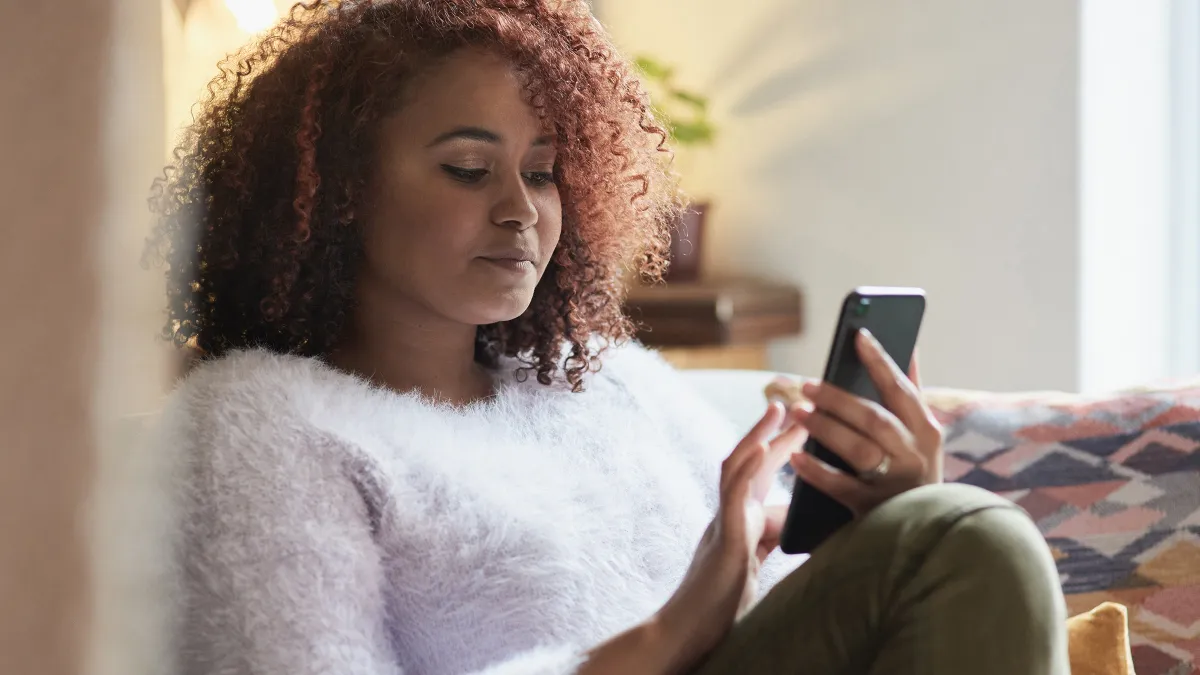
[635,55,716,147]
[671,119,715,146]
[671,90,708,110]
[634,55,673,81]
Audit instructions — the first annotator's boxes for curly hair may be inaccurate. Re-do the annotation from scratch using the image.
[144,0,680,391]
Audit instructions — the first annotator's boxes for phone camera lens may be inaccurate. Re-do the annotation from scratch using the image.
[854,298,871,316]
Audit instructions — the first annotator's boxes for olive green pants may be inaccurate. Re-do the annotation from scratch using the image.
[693,483,1070,675]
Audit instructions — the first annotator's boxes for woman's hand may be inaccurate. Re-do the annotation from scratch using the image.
[584,334,940,675]
[651,402,806,674]
[789,328,944,516]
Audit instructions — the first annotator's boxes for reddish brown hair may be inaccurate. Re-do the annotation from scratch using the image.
[144,0,678,391]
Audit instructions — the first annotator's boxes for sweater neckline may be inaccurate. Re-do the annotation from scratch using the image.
[304,352,575,419]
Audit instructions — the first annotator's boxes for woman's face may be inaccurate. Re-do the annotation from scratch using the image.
[361,48,562,327]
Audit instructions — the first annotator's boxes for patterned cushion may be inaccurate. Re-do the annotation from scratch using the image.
[931,384,1200,675]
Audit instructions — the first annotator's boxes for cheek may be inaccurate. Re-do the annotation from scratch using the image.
[368,172,481,270]
[537,190,563,258]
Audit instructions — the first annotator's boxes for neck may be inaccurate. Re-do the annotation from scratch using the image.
[331,283,493,406]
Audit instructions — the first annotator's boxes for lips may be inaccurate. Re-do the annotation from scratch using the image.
[480,257,535,275]
[479,245,537,265]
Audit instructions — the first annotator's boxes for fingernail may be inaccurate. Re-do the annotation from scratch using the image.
[858,327,875,344]
[801,381,819,397]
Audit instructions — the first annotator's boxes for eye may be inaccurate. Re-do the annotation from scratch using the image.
[523,171,556,187]
[441,165,488,183]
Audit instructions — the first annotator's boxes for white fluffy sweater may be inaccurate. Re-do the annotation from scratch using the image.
[159,342,796,675]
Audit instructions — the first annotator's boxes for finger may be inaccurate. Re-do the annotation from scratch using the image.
[775,397,813,434]
[908,348,922,389]
[769,409,810,462]
[737,401,785,454]
[721,442,766,537]
[743,498,766,549]
[732,443,766,502]
[854,328,921,421]
[792,404,909,476]
[792,401,902,475]
[735,458,769,553]
[757,504,788,561]
[753,409,810,502]
[722,403,784,494]
[768,403,806,451]
[855,329,939,441]
[790,452,873,515]
[777,398,813,434]
[742,401,786,447]
[720,439,768,502]
[762,503,788,535]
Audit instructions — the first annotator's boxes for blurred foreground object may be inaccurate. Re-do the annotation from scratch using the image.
[0,2,110,674]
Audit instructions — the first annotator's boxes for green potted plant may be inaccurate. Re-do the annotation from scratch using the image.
[635,55,715,283]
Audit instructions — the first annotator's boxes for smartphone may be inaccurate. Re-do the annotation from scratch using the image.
[779,287,926,555]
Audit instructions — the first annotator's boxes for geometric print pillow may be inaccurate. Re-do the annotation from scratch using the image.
[930,384,1200,675]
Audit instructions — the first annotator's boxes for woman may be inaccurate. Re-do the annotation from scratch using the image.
[146,1,1069,673]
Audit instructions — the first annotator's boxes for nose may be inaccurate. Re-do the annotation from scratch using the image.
[490,173,538,231]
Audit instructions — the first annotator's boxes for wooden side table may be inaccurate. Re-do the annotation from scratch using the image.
[623,278,804,370]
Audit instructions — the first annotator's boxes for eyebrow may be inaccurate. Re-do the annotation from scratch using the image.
[426,126,554,148]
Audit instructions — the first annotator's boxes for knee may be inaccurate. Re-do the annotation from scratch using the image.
[838,488,1070,673]
[827,483,1063,594]
[880,483,1067,617]
[865,483,1063,595]
[936,495,1062,591]
[877,482,1018,525]
[858,483,1029,551]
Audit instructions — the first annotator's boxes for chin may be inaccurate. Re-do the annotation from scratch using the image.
[460,289,536,326]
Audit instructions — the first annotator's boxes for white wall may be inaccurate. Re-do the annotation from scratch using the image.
[601,1,1082,392]
[1168,0,1200,382]
[1079,1,1173,393]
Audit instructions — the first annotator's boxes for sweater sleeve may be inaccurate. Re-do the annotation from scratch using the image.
[172,410,585,675]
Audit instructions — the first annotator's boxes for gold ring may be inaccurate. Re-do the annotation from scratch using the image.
[859,453,891,484]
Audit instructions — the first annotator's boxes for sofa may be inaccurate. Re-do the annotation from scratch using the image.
[682,369,1200,675]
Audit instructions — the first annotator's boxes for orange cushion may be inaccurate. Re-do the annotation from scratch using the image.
[1067,603,1136,675]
